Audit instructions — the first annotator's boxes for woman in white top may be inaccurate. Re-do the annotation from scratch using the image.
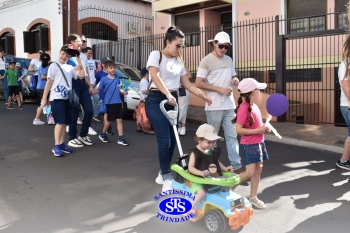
[145,26,212,192]
[336,35,350,170]
[0,48,9,103]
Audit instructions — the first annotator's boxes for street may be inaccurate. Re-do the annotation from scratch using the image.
[0,103,349,233]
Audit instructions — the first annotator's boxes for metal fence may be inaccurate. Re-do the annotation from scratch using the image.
[91,11,348,125]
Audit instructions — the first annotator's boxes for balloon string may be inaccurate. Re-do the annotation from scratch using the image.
[265,115,282,139]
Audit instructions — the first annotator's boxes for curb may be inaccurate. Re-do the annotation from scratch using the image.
[187,117,343,154]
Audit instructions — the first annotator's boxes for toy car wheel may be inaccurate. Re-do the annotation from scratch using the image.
[204,209,227,233]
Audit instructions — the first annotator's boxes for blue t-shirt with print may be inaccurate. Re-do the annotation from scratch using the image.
[98,76,121,104]
[37,66,49,89]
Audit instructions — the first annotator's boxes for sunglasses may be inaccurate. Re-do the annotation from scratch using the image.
[38,51,43,54]
[175,44,185,49]
[217,44,230,50]
[82,40,87,43]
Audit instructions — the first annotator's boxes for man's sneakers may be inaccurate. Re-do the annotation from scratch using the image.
[336,160,350,170]
[118,137,129,146]
[88,127,97,135]
[99,133,110,143]
[52,145,63,157]
[68,138,84,148]
[78,136,93,146]
[92,116,102,123]
[33,118,45,125]
[155,172,164,185]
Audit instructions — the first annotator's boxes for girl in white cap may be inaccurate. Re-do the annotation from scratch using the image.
[232,78,271,209]
[188,123,233,221]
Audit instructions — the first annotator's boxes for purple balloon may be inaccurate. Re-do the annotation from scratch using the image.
[266,93,289,117]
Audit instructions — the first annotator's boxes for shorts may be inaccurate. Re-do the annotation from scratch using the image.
[106,103,123,121]
[189,181,203,194]
[8,86,19,96]
[340,106,350,136]
[50,99,72,125]
[241,142,269,166]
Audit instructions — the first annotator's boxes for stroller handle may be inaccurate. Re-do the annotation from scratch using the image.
[160,99,178,126]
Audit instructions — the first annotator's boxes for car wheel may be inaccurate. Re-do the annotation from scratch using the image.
[204,209,227,233]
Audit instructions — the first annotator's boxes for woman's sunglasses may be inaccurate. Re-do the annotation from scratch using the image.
[38,51,43,54]
[82,40,87,44]
[217,44,230,50]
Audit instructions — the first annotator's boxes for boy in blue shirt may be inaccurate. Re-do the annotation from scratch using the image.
[94,60,129,146]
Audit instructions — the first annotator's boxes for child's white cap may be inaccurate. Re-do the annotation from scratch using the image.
[15,62,21,67]
[196,123,224,141]
[238,78,267,94]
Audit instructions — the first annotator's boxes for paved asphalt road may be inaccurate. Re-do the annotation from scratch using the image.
[0,103,349,233]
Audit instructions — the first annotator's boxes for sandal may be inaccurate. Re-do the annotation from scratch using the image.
[249,196,266,209]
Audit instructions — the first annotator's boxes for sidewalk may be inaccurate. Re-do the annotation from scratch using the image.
[187,105,346,154]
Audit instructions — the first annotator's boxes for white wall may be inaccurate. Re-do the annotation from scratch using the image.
[80,0,152,15]
[0,0,63,60]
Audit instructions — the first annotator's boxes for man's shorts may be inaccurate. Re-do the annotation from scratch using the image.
[50,99,72,125]
[106,103,123,121]
[8,86,19,96]
[241,142,269,166]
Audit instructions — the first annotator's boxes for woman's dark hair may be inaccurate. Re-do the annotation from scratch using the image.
[39,49,45,53]
[342,34,350,78]
[67,34,80,44]
[232,92,254,126]
[163,26,185,49]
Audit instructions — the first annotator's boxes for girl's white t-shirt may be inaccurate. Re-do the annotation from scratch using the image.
[0,56,5,70]
[48,62,79,101]
[338,61,349,107]
[146,50,186,90]
[139,78,149,100]
[30,59,42,70]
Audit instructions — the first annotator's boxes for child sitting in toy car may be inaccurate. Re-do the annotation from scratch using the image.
[188,123,234,220]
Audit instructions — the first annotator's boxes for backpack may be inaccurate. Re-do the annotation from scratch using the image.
[133,100,153,132]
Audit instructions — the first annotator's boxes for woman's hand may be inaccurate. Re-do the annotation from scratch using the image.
[226,166,234,172]
[167,93,176,106]
[231,77,239,86]
[40,98,47,108]
[202,93,213,105]
[202,170,210,177]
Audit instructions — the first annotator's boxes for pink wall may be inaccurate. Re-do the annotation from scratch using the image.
[236,0,281,22]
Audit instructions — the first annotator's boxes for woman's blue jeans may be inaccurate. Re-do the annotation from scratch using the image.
[146,90,178,180]
[69,78,93,140]
[1,78,9,101]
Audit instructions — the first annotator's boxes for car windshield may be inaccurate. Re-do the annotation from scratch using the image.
[115,68,128,79]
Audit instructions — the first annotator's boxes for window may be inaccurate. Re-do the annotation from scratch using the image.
[82,22,117,41]
[269,69,322,82]
[287,0,327,33]
[335,0,349,29]
[0,32,14,55]
[175,12,200,47]
[23,24,49,53]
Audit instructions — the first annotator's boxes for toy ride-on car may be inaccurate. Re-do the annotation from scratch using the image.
[159,100,254,233]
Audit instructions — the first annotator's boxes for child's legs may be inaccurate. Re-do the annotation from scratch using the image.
[250,162,263,198]
[51,99,72,145]
[54,124,65,145]
[116,119,123,136]
[103,120,112,133]
[192,188,206,209]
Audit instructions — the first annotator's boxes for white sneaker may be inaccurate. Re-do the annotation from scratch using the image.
[33,118,45,125]
[179,127,186,136]
[155,172,164,185]
[78,136,93,146]
[48,115,55,125]
[88,127,97,136]
[68,138,84,148]
[162,179,173,192]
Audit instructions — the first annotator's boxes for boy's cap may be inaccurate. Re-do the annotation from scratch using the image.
[100,57,111,64]
[15,62,21,67]
[208,32,232,45]
[196,124,224,141]
[238,78,267,94]
[9,61,16,65]
[40,52,50,61]
[61,45,80,57]
[140,67,148,76]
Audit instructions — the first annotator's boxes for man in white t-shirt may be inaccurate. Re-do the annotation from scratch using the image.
[195,31,243,173]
